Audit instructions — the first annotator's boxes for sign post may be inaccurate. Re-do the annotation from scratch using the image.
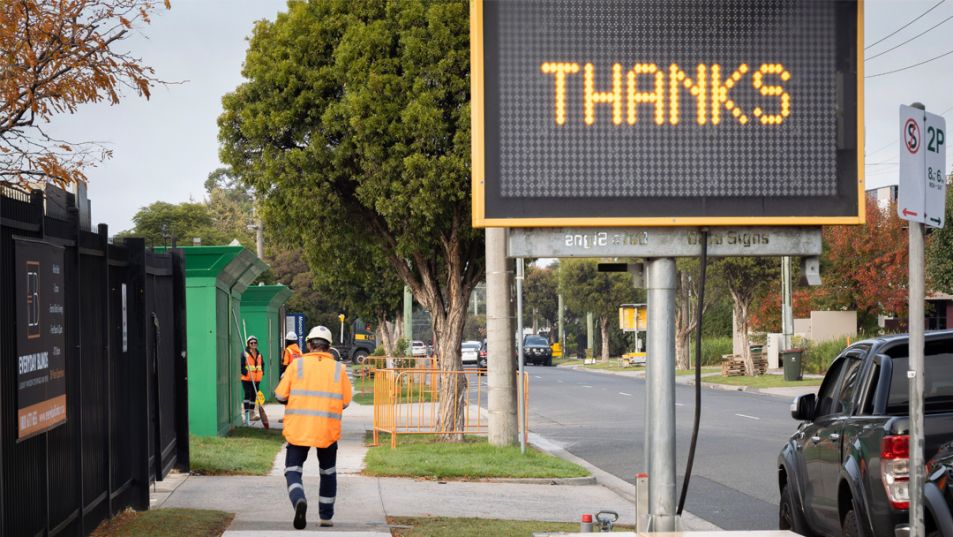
[899,103,946,537]
[471,1,862,527]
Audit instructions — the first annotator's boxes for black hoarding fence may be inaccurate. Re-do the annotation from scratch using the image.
[0,185,189,537]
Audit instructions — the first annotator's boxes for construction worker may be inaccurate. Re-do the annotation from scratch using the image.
[241,335,264,425]
[274,325,352,530]
[281,331,303,376]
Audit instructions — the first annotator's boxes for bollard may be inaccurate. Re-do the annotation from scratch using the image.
[635,473,649,532]
[580,513,593,532]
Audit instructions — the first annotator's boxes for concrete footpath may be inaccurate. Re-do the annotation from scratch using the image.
[155,395,719,535]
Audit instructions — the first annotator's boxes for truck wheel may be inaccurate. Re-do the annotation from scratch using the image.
[842,509,860,537]
[779,484,811,535]
[354,350,368,365]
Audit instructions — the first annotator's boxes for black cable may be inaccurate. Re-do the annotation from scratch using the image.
[866,12,953,62]
[867,46,953,78]
[677,228,708,516]
[865,0,945,50]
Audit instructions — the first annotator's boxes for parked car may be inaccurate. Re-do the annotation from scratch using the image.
[411,340,428,357]
[777,331,953,537]
[926,441,953,537]
[461,340,481,366]
[521,335,553,366]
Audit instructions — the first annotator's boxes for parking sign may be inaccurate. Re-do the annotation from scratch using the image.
[899,105,947,228]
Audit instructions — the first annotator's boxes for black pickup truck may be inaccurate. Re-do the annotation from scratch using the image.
[778,331,953,537]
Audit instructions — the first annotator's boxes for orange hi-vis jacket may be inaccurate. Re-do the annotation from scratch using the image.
[274,351,352,447]
[242,351,263,383]
[282,343,303,367]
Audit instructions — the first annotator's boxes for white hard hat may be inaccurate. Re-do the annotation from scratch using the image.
[245,335,258,345]
[306,326,333,344]
[285,331,298,340]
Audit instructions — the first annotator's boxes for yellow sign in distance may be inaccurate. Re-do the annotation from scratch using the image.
[619,304,647,332]
[551,342,562,357]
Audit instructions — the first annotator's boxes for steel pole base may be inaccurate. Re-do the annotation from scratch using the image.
[646,513,681,532]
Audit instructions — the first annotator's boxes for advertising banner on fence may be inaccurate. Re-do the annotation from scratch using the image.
[16,238,67,440]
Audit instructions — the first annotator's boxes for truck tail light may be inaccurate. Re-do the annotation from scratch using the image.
[881,435,910,510]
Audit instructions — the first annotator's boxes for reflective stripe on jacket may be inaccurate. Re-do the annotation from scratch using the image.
[282,343,303,366]
[241,351,264,383]
[274,351,352,447]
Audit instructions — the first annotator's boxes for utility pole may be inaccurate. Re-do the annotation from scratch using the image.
[486,228,517,445]
[516,258,526,454]
[255,218,264,260]
[781,256,793,350]
[557,293,565,352]
[586,312,594,357]
[403,286,413,346]
[646,258,677,531]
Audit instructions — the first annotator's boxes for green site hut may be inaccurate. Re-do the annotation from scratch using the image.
[239,284,292,398]
[167,245,268,436]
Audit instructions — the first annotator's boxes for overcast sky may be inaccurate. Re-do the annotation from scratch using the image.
[45,0,953,232]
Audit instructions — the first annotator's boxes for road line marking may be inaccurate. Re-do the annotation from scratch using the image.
[619,392,632,396]
[557,380,564,383]
[735,413,760,420]
[582,385,593,388]
[534,376,542,379]
[675,402,685,407]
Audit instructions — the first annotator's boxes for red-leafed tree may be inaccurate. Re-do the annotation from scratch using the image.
[0,0,169,188]
[752,196,908,333]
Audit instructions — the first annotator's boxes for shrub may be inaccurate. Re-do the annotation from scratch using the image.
[689,336,734,366]
[395,337,409,357]
[372,346,386,356]
[801,336,851,374]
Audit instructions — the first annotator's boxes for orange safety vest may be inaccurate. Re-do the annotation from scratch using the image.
[282,343,303,367]
[242,351,263,383]
[274,351,352,447]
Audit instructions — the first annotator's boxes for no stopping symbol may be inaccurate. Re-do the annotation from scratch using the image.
[906,118,921,154]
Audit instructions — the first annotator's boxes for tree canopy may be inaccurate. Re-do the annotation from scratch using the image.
[218,0,480,433]
[0,0,168,187]
[558,259,637,360]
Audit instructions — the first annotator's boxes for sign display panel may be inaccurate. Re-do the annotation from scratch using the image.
[472,0,863,227]
[16,238,67,440]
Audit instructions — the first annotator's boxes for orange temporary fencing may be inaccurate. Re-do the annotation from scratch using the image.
[372,368,529,448]
[354,356,439,384]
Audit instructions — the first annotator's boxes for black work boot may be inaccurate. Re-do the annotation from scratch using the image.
[293,498,308,530]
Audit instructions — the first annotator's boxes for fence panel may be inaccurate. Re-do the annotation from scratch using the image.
[1,187,189,537]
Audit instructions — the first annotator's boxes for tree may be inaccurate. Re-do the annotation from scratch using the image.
[928,185,953,294]
[219,0,481,435]
[0,0,168,187]
[205,167,256,250]
[524,264,558,338]
[558,259,637,361]
[720,257,778,375]
[675,259,723,370]
[120,201,228,248]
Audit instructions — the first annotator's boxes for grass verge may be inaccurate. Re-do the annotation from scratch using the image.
[365,433,588,479]
[388,516,632,536]
[190,427,285,475]
[702,375,822,389]
[91,508,233,537]
[577,360,644,372]
[675,367,720,376]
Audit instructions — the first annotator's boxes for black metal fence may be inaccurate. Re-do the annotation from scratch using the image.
[1,186,189,537]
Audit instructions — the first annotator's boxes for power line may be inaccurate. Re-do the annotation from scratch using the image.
[866,12,953,61]
[866,46,953,78]
[866,0,945,50]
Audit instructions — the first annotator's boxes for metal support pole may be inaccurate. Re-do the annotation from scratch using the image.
[558,293,565,352]
[516,258,526,454]
[646,258,677,531]
[255,219,264,260]
[403,285,413,345]
[781,256,793,350]
[909,221,926,537]
[487,228,517,445]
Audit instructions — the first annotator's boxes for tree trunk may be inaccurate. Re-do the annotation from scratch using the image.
[430,289,469,441]
[377,313,397,357]
[600,315,610,361]
[675,270,692,370]
[730,291,753,375]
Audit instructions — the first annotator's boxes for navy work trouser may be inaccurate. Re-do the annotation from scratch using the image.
[284,442,338,521]
[242,381,256,411]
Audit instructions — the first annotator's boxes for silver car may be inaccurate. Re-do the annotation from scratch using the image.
[461,340,481,366]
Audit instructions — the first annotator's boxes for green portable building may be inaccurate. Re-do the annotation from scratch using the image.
[169,245,268,436]
[239,284,292,397]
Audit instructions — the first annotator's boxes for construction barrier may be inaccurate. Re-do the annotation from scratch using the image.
[372,368,529,448]
[354,356,439,384]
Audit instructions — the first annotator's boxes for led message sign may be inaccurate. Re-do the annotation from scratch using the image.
[471,0,863,227]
